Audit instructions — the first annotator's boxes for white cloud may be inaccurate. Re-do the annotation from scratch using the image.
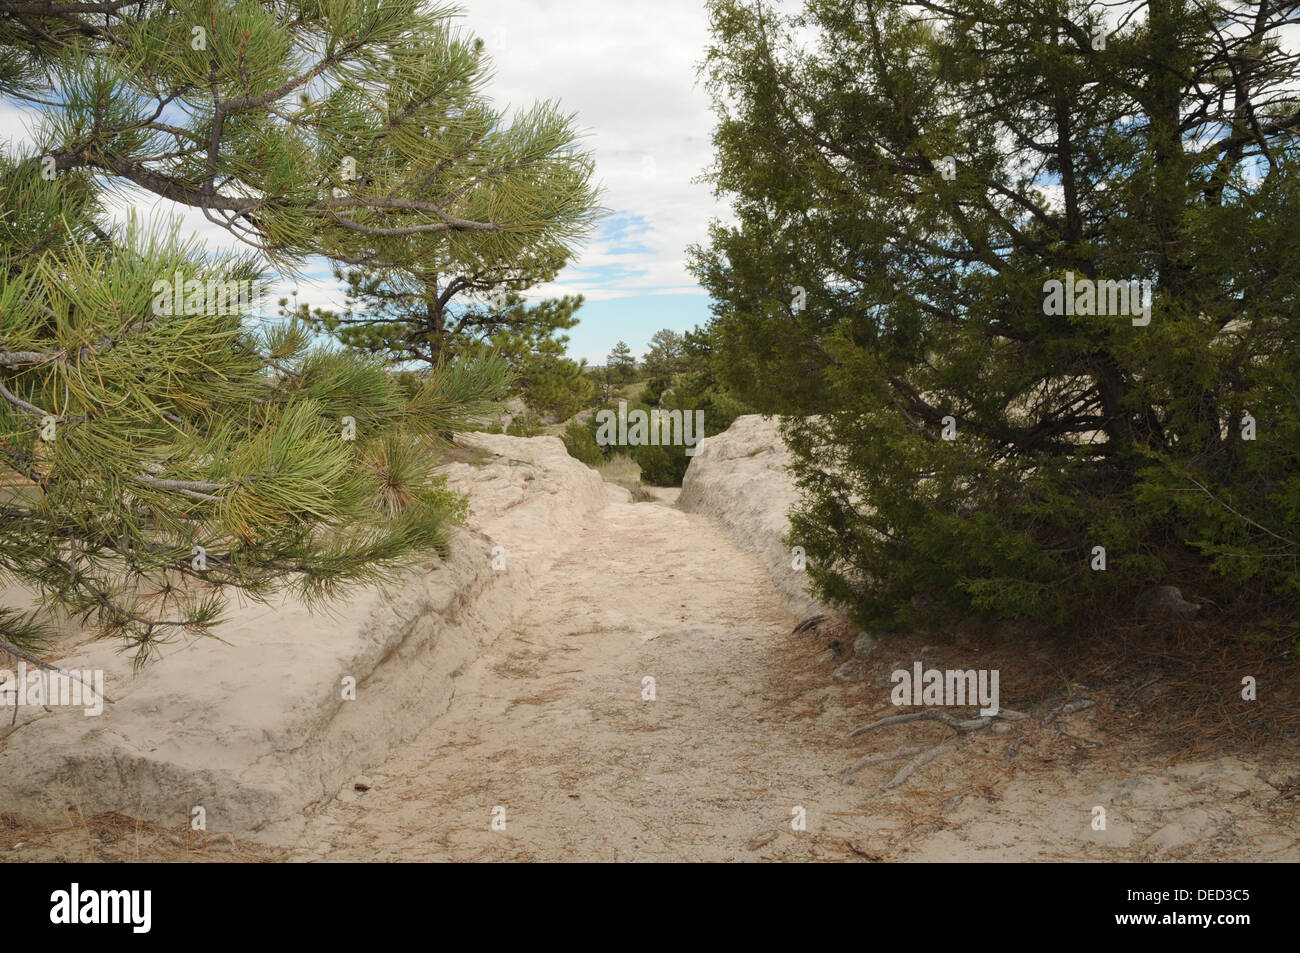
[459,0,724,304]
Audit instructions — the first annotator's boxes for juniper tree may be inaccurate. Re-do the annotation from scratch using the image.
[691,0,1300,628]
[0,0,596,663]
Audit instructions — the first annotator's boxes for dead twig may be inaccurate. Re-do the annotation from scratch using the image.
[1044,698,1094,725]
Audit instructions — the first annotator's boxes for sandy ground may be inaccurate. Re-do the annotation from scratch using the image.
[269,495,1298,862]
[4,487,1297,862]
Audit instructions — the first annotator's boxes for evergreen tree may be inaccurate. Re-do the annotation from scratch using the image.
[642,329,686,382]
[0,0,595,662]
[633,326,752,486]
[691,0,1300,628]
[587,365,620,405]
[477,294,594,421]
[295,256,594,369]
[0,0,599,269]
[606,340,637,384]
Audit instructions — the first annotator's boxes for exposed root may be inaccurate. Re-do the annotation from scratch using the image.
[850,707,1025,738]
[845,702,1074,791]
[1044,698,1095,725]
[883,744,956,791]
[1055,722,1102,748]
[792,615,827,635]
[840,744,930,782]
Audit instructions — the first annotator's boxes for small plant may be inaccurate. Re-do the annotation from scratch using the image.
[505,410,546,437]
[561,420,603,468]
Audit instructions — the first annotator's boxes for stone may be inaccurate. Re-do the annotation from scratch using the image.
[853,632,878,657]
[833,660,869,682]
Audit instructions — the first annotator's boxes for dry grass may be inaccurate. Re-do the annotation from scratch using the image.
[619,379,649,401]
[0,810,286,863]
[827,615,1300,762]
[597,454,640,489]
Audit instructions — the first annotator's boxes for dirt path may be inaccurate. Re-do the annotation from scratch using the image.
[282,497,889,861]
[275,493,1300,862]
[274,492,1298,863]
[5,489,1294,862]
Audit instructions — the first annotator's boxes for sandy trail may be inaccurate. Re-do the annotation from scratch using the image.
[278,493,1299,863]
[4,442,1293,862]
[284,497,879,861]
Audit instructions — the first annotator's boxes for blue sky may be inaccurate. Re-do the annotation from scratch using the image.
[565,294,713,364]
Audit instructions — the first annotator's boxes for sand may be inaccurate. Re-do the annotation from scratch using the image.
[265,491,1298,862]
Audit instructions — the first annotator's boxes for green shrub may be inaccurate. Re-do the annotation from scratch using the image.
[586,401,650,458]
[634,442,689,486]
[639,377,670,407]
[562,419,604,468]
[505,411,546,437]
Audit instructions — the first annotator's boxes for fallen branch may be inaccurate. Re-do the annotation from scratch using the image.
[0,637,115,704]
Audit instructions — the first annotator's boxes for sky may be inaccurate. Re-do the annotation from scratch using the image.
[455,0,725,363]
[0,0,727,367]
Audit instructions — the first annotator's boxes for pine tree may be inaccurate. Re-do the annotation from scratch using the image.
[0,0,599,270]
[294,251,597,369]
[294,275,595,417]
[642,329,685,383]
[477,294,594,421]
[0,0,596,663]
[606,340,637,384]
